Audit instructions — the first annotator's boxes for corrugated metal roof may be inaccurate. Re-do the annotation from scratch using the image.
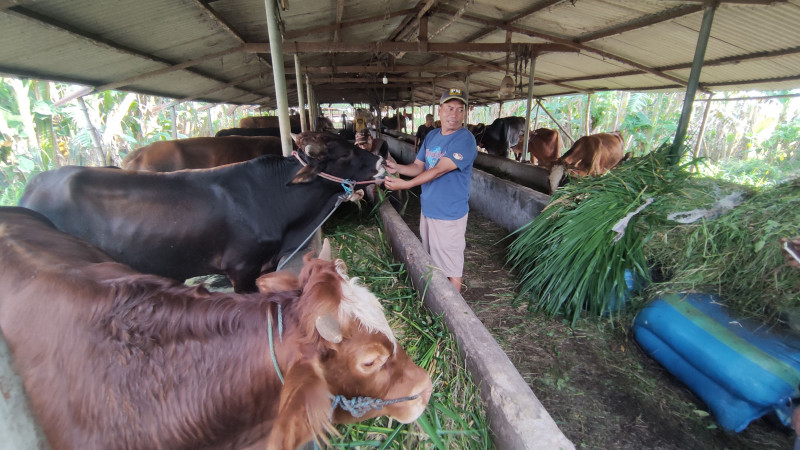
[1,0,798,107]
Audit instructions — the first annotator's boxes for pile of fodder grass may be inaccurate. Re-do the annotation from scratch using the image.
[322,205,492,449]
[506,144,695,325]
[644,177,800,323]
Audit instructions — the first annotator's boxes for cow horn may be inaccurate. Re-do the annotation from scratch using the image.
[319,238,331,261]
[315,313,342,343]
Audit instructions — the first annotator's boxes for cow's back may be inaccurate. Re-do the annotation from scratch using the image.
[19,165,227,281]
[122,141,185,171]
[240,116,279,128]
[560,131,625,176]
[123,137,283,171]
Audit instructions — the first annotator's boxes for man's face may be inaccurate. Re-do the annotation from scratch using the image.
[425,116,434,126]
[439,100,466,134]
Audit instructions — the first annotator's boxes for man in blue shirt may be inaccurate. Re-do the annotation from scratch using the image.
[384,88,477,293]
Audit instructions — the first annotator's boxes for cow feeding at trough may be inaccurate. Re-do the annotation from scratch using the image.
[548,131,630,193]
[19,131,387,292]
[0,207,432,449]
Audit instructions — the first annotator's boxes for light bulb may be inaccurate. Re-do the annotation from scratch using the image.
[382,75,388,85]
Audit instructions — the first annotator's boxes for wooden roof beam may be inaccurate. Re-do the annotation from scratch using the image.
[302,64,477,74]
[282,8,416,40]
[575,4,704,42]
[452,0,563,43]
[437,7,689,87]
[247,42,575,54]
[553,46,800,84]
[334,0,344,42]
[438,52,587,93]
[5,5,261,99]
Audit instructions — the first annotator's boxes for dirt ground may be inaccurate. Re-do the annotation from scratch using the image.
[396,194,795,450]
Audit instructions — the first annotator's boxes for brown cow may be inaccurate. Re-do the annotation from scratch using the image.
[0,207,432,449]
[240,114,334,133]
[548,131,630,193]
[122,136,284,172]
[511,128,562,166]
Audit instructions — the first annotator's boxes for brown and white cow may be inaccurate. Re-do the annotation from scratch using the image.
[548,131,630,193]
[0,207,432,450]
[511,128,563,165]
[122,136,285,172]
[20,132,387,292]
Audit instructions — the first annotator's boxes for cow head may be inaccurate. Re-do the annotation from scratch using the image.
[290,131,386,185]
[257,243,432,448]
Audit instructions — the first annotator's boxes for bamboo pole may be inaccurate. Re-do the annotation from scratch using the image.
[264,0,294,156]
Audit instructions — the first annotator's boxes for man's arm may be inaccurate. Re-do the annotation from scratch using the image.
[383,157,457,191]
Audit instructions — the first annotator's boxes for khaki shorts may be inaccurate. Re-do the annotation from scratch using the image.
[419,213,468,278]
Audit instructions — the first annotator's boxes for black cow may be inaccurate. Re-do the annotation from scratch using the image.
[381,115,406,132]
[470,116,527,158]
[19,132,387,293]
[215,127,283,137]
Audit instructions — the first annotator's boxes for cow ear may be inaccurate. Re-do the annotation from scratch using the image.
[268,360,336,449]
[290,165,318,184]
[256,271,300,293]
[315,313,342,343]
[319,239,331,261]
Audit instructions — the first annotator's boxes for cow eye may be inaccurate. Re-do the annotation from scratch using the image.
[360,354,388,372]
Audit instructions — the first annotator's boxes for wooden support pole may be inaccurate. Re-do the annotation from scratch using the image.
[521,56,538,162]
[670,3,717,164]
[264,0,294,156]
[294,54,307,132]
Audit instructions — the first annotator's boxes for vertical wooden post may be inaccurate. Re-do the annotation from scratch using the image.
[693,92,714,161]
[520,56,537,162]
[671,3,717,164]
[294,54,307,132]
[264,0,293,156]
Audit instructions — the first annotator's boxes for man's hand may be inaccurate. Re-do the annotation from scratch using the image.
[383,175,410,191]
[384,160,399,174]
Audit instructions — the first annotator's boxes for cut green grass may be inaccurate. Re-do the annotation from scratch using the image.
[323,204,492,449]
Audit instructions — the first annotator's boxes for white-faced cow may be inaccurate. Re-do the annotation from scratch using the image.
[122,136,284,172]
[0,207,432,449]
[548,131,630,193]
[19,132,387,292]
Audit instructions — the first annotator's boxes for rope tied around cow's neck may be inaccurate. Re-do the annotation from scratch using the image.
[292,150,382,187]
[266,299,421,419]
[329,393,421,418]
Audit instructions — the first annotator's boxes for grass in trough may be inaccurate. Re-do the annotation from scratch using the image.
[322,202,491,449]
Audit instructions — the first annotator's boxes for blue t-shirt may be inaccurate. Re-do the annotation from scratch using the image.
[415,128,477,220]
